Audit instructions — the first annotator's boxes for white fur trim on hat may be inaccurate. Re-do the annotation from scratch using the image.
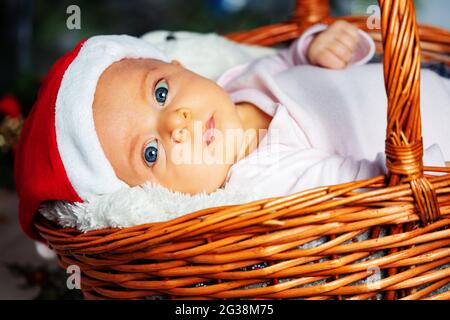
[55,35,170,199]
[39,182,256,232]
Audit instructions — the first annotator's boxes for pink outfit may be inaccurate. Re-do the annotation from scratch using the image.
[217,24,450,199]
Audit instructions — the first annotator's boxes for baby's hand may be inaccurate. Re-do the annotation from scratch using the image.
[307,21,360,69]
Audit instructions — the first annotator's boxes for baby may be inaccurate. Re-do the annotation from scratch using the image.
[14,21,450,240]
[92,21,372,195]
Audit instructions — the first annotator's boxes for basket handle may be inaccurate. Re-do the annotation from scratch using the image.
[294,0,440,224]
[379,0,441,225]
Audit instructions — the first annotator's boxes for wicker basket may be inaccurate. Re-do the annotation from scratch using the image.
[34,0,450,300]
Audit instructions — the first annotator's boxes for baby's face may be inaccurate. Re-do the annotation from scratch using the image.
[93,58,245,194]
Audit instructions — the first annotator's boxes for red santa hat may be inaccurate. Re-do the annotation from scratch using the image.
[14,35,170,241]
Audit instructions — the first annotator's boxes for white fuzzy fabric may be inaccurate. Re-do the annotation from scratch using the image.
[56,35,169,200]
[140,30,277,80]
[39,182,256,232]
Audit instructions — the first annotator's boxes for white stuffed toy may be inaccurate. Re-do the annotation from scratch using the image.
[140,30,277,80]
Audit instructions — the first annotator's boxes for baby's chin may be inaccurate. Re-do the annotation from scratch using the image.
[169,179,226,195]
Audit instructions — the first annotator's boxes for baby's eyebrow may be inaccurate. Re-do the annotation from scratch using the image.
[127,129,141,172]
[141,67,158,104]
[140,70,151,103]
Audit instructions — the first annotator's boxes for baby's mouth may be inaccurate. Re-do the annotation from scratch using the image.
[204,115,215,146]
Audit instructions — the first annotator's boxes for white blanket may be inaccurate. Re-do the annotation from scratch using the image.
[220,44,450,199]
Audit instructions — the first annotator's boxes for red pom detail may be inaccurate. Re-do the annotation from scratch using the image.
[0,94,22,119]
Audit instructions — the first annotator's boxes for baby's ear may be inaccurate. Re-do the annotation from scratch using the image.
[171,60,183,67]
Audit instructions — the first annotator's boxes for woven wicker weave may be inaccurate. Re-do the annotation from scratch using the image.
[34,0,450,300]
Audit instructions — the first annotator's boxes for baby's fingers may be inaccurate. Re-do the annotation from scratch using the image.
[329,20,359,43]
[314,49,347,69]
[328,39,354,66]
[335,30,359,54]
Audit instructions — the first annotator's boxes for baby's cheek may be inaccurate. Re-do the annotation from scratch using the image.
[162,139,230,193]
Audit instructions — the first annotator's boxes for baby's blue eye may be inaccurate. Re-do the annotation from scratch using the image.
[143,140,158,166]
[154,79,169,106]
